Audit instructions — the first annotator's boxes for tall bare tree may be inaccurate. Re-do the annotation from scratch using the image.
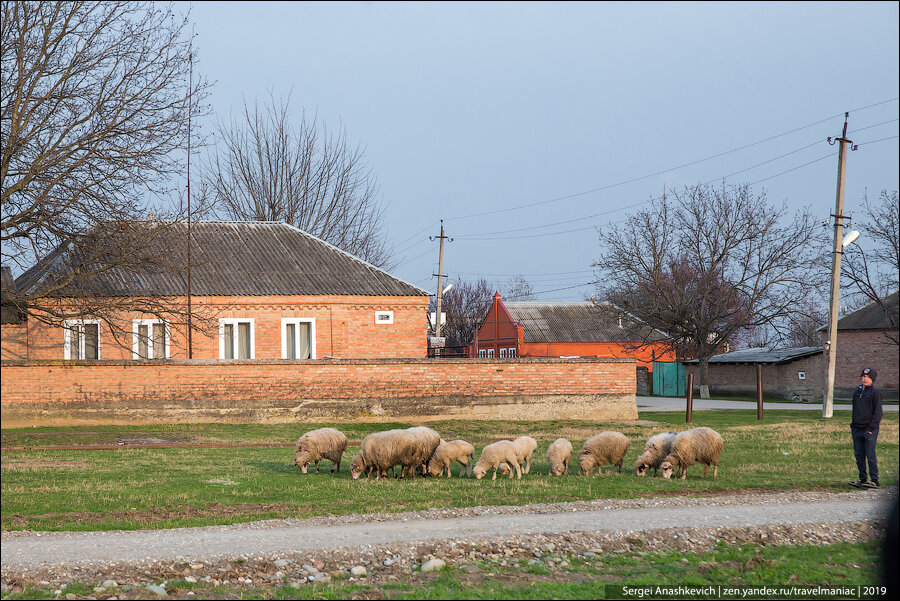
[1,1,211,338]
[503,275,534,301]
[207,95,393,268]
[429,277,493,348]
[595,182,823,397]
[841,189,899,345]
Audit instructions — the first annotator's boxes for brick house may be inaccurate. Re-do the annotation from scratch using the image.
[683,346,824,401]
[820,291,899,400]
[473,294,675,368]
[1,222,430,361]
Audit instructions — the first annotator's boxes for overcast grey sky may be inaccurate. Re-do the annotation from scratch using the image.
[180,1,899,300]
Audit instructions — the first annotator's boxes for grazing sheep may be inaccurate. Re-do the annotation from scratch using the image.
[294,427,349,474]
[546,438,573,476]
[634,431,678,477]
[427,440,476,477]
[579,431,630,476]
[350,427,441,480]
[660,427,723,480]
[473,440,522,480]
[512,436,538,474]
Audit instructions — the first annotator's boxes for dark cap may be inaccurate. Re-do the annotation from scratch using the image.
[861,367,877,381]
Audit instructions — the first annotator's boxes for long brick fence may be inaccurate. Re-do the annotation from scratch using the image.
[0,357,637,427]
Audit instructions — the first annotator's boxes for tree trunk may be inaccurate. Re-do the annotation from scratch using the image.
[699,358,711,399]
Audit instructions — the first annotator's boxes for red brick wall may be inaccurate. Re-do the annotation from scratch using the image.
[0,324,28,360]
[0,357,637,426]
[518,342,674,369]
[7,295,429,361]
[829,329,899,400]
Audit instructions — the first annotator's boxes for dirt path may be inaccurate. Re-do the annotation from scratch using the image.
[2,489,894,574]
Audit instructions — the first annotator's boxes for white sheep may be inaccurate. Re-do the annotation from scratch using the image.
[512,436,538,474]
[473,440,522,480]
[349,427,441,480]
[634,431,678,477]
[294,427,349,474]
[660,427,723,480]
[579,431,630,476]
[546,438,573,476]
[427,440,476,477]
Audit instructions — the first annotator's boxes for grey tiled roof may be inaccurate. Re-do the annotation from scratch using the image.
[835,291,899,330]
[16,221,429,298]
[683,346,823,365]
[503,301,669,344]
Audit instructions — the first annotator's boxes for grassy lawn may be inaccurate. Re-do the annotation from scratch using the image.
[0,541,884,600]
[1,410,897,532]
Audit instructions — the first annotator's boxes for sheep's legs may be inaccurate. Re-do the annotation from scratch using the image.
[510,459,521,479]
[681,467,687,480]
[702,464,710,478]
[492,467,498,480]
[713,464,718,478]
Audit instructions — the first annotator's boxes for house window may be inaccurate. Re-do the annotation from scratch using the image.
[219,318,254,359]
[508,348,517,358]
[478,349,487,358]
[282,318,315,359]
[64,320,101,360]
[798,371,806,380]
[375,310,394,325]
[487,349,495,358]
[133,319,169,359]
[499,348,508,358]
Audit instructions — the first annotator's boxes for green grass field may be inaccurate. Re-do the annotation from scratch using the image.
[1,410,897,532]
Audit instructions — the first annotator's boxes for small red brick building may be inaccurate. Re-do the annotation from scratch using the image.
[473,293,674,368]
[1,222,430,361]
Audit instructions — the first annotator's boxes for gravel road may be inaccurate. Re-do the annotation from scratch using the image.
[2,489,895,578]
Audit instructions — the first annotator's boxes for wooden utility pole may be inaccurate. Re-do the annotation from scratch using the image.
[431,221,450,355]
[823,113,855,418]
[186,48,193,359]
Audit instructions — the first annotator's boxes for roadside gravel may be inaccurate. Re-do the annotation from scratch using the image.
[1,487,894,594]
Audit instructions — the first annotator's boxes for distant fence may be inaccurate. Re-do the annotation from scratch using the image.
[1,357,637,427]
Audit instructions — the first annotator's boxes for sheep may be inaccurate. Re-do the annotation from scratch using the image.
[512,436,538,474]
[294,427,348,474]
[427,440,476,477]
[660,427,723,480]
[472,440,522,480]
[634,431,679,477]
[579,431,630,476]
[546,438,573,476]
[349,427,441,480]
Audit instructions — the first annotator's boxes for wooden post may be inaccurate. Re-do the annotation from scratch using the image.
[686,373,694,424]
[756,364,764,421]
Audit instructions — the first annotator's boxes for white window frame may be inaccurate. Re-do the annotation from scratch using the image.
[281,318,316,359]
[487,348,495,358]
[63,319,102,360]
[478,349,487,358]
[499,348,508,358]
[507,347,517,358]
[219,318,255,359]
[374,310,394,325]
[132,319,170,359]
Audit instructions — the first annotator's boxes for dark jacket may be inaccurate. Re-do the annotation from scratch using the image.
[851,384,883,431]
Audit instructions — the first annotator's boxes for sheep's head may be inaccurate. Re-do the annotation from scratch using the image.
[426,460,442,477]
[578,454,595,475]
[660,460,675,479]
[295,451,312,474]
[497,462,511,476]
[635,462,649,477]
[473,465,486,480]
[350,455,365,480]
[550,463,565,476]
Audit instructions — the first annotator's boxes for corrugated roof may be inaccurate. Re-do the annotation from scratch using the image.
[835,291,899,330]
[503,301,669,344]
[16,221,429,298]
[683,346,823,365]
[1,266,24,324]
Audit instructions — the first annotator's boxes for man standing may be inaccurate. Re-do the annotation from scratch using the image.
[850,367,882,489]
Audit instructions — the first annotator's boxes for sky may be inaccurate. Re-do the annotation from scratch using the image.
[178,1,899,301]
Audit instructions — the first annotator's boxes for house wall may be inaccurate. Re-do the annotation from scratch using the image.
[829,329,899,400]
[683,353,826,401]
[0,324,28,360]
[9,295,429,361]
[0,357,638,427]
[518,342,674,369]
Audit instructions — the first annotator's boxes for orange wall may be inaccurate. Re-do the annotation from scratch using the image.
[519,342,674,369]
[8,295,429,360]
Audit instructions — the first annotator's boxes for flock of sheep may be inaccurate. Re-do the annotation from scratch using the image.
[293,426,723,481]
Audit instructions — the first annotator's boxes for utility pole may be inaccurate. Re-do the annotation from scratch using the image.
[433,221,449,337]
[186,47,194,359]
[823,113,856,418]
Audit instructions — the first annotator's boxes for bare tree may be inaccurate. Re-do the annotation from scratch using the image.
[207,94,393,268]
[1,1,211,341]
[503,275,534,301]
[595,182,823,397]
[429,277,493,348]
[841,189,899,345]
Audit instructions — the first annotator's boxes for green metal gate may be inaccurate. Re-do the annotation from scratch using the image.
[652,361,685,397]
